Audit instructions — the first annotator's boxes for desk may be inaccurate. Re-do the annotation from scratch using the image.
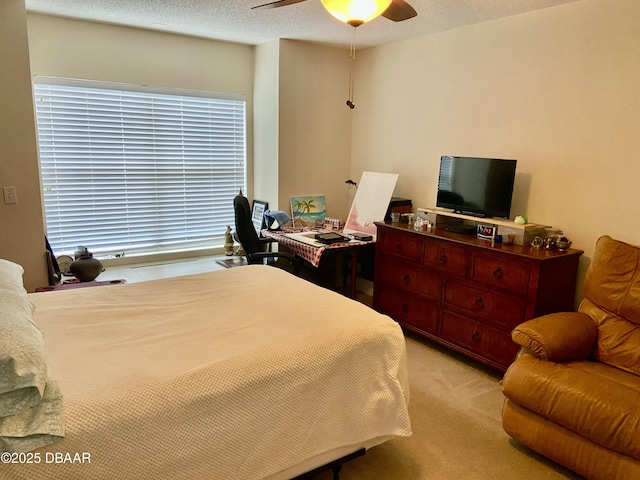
[261,229,375,298]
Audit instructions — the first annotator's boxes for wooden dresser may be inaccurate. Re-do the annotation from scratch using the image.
[373,222,583,372]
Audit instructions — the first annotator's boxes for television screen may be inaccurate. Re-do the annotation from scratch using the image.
[436,156,517,219]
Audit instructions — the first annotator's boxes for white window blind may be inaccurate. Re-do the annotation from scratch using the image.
[33,78,246,257]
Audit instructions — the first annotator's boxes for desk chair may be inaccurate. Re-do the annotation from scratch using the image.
[233,194,299,275]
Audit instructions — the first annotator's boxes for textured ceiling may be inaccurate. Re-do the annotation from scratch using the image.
[25,0,583,49]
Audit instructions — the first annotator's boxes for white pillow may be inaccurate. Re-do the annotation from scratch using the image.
[0,259,28,294]
[0,377,64,453]
[0,290,47,416]
[0,259,65,452]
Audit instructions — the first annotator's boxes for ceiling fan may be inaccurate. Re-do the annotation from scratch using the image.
[252,0,418,26]
[253,1,418,109]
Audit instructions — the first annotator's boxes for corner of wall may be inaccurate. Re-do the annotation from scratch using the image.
[0,0,48,291]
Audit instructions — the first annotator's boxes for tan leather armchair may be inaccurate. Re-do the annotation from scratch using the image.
[502,235,640,480]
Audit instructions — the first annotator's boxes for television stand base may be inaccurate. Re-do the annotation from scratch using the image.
[453,210,486,218]
[416,208,549,245]
[445,224,477,235]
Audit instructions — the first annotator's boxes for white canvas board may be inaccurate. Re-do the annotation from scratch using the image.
[344,172,399,240]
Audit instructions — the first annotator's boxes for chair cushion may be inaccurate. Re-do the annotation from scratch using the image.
[583,235,640,326]
[502,354,640,459]
[580,298,640,376]
[580,236,640,376]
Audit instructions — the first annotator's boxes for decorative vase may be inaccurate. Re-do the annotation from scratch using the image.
[69,256,104,282]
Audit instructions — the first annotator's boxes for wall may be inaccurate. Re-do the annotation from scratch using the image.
[352,0,640,292]
[0,0,48,291]
[27,14,254,104]
[254,39,353,218]
[253,40,280,207]
[278,40,353,220]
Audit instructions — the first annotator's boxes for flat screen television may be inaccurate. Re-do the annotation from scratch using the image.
[436,156,517,219]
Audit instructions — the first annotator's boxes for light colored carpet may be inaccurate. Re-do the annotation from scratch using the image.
[311,332,582,480]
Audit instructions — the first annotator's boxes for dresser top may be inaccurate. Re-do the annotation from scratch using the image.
[375,222,583,261]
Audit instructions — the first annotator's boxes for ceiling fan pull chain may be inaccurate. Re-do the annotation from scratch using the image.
[347,26,357,109]
[350,24,357,61]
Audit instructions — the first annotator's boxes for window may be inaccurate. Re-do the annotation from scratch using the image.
[33,78,246,257]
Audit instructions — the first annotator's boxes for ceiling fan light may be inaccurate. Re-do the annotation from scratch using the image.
[320,0,393,26]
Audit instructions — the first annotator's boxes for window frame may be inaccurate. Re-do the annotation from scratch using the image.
[33,76,247,258]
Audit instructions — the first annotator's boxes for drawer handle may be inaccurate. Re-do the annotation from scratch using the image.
[401,303,409,313]
[403,274,411,284]
[492,267,503,279]
[439,253,447,264]
[475,297,484,309]
[472,330,481,343]
[395,243,402,252]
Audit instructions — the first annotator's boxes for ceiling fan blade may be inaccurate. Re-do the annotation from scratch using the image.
[252,0,308,10]
[382,0,417,22]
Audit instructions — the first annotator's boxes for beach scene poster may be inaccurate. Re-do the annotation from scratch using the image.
[290,195,327,227]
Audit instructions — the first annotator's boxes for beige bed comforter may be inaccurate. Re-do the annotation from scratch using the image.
[3,265,411,479]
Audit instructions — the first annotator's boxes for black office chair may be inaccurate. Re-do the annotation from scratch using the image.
[233,194,299,275]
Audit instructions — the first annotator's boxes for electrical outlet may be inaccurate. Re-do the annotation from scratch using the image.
[3,186,17,204]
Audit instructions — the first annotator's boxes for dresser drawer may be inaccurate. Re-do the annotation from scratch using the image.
[443,280,525,328]
[376,257,442,301]
[440,312,519,367]
[374,222,582,373]
[422,239,469,277]
[378,230,421,261]
[471,254,530,294]
[377,289,438,334]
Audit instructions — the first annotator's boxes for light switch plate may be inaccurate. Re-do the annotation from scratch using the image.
[3,186,17,204]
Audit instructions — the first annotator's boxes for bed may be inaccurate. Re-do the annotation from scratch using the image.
[0,261,411,479]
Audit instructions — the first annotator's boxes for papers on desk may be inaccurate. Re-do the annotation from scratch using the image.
[284,232,335,247]
[283,231,372,247]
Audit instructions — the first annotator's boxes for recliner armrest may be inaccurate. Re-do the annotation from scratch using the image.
[511,312,598,363]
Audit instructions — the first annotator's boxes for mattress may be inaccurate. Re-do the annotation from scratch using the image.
[3,265,411,479]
